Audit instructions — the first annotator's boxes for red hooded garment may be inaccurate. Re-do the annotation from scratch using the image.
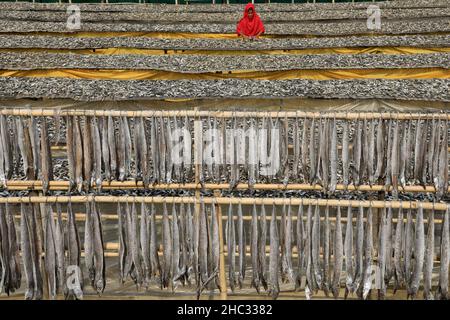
[236,3,265,37]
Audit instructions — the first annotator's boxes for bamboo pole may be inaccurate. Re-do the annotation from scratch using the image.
[1,195,449,210]
[1,108,450,120]
[4,180,449,193]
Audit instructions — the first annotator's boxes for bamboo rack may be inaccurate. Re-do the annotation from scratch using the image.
[1,108,450,120]
[1,195,448,210]
[3,180,448,193]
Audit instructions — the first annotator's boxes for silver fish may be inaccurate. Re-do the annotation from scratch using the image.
[82,116,93,190]
[226,203,236,292]
[354,205,364,298]
[311,204,322,291]
[323,205,331,296]
[251,204,261,293]
[385,205,394,285]
[423,208,434,300]
[368,119,376,185]
[305,204,313,299]
[309,117,316,184]
[44,204,57,299]
[171,203,181,290]
[149,203,161,281]
[84,202,95,286]
[295,202,306,291]
[91,117,102,190]
[237,202,246,288]
[21,204,35,300]
[65,201,82,299]
[344,205,354,297]
[211,202,220,288]
[393,205,404,293]
[404,208,414,295]
[107,116,117,180]
[374,119,385,182]
[283,203,294,284]
[91,201,105,294]
[436,119,448,199]
[74,116,84,192]
[100,116,111,182]
[54,204,65,294]
[391,119,400,196]
[162,202,172,289]
[436,205,449,300]
[377,206,387,299]
[409,203,425,300]
[361,206,373,300]
[331,205,343,299]
[268,203,280,300]
[259,204,267,291]
[342,120,350,189]
[329,118,338,193]
[66,116,76,190]
[39,117,53,195]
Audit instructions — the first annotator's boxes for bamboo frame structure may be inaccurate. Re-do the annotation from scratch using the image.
[3,180,449,193]
[1,108,450,120]
[1,195,448,210]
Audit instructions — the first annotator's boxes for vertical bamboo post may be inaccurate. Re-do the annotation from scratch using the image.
[214,190,228,300]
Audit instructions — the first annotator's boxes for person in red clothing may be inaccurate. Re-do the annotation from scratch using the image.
[236,3,265,40]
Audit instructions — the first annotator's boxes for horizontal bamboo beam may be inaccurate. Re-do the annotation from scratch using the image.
[4,180,448,193]
[1,108,450,120]
[12,212,445,225]
[1,195,448,211]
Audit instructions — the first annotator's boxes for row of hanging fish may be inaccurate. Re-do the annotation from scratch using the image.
[1,200,450,300]
[0,115,449,197]
[0,202,103,300]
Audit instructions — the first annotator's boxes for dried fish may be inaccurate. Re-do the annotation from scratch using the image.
[237,201,246,288]
[311,204,322,291]
[409,204,424,300]
[162,202,172,289]
[66,116,76,190]
[172,203,181,290]
[282,203,295,284]
[268,203,279,300]
[404,208,414,295]
[344,205,354,298]
[436,119,448,199]
[107,115,117,180]
[84,202,95,286]
[54,203,65,294]
[251,204,260,293]
[39,117,53,194]
[391,119,400,196]
[259,204,267,291]
[82,116,93,190]
[100,116,111,182]
[351,120,362,186]
[393,206,404,292]
[342,120,350,189]
[368,119,375,185]
[329,118,338,193]
[385,205,394,285]
[309,117,316,184]
[29,116,40,180]
[226,203,236,292]
[65,201,82,300]
[91,116,102,190]
[423,208,434,300]
[436,205,449,300]
[361,206,373,300]
[374,118,385,182]
[323,206,330,296]
[129,202,143,288]
[21,204,35,300]
[211,202,220,288]
[44,204,57,299]
[377,206,387,299]
[117,202,127,284]
[91,201,105,294]
[295,202,305,291]
[5,204,21,294]
[74,116,84,192]
[354,205,364,298]
[305,204,313,299]
[331,205,343,299]
[149,203,161,282]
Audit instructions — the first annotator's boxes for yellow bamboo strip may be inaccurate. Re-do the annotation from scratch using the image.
[3,180,448,193]
[1,109,450,120]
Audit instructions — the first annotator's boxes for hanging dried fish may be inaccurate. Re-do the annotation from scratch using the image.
[268,203,279,300]
[100,116,111,183]
[331,205,343,299]
[149,203,162,281]
[183,115,192,183]
[226,203,236,292]
[377,206,387,299]
[361,206,373,300]
[162,202,172,289]
[198,199,209,292]
[91,116,102,191]
[91,201,105,294]
[248,118,258,188]
[329,118,338,193]
[117,202,127,284]
[283,202,295,285]
[385,205,394,285]
[404,208,414,295]
[15,118,29,178]
[413,118,425,185]
[172,203,181,290]
[251,203,261,293]
[391,119,400,196]
[293,116,300,179]
[368,119,376,185]
[342,120,350,189]
[165,116,174,183]
[354,205,364,298]
[393,205,404,293]
[84,202,95,285]
[0,115,11,183]
[39,117,53,194]
[374,118,385,182]
[436,119,448,199]
[432,119,441,190]
[301,117,309,182]
[228,116,237,189]
[259,204,267,291]
[423,207,434,300]
[107,115,117,180]
[149,116,159,184]
[185,203,194,283]
[54,203,65,294]
[44,204,57,299]
[305,204,313,299]
[311,204,322,291]
[178,202,188,285]
[237,201,246,288]
[66,116,76,190]
[82,116,93,190]
[323,206,330,296]
[281,117,289,186]
[29,116,40,180]
[74,116,84,192]
[211,202,220,288]
[309,117,316,184]
[436,205,449,300]
[295,202,306,291]
[117,117,126,182]
[344,205,354,298]
[135,117,149,186]
[351,119,362,186]
[408,203,424,300]
[399,121,408,188]
[65,201,83,300]
[212,117,223,184]
[129,202,143,288]
[4,204,21,294]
